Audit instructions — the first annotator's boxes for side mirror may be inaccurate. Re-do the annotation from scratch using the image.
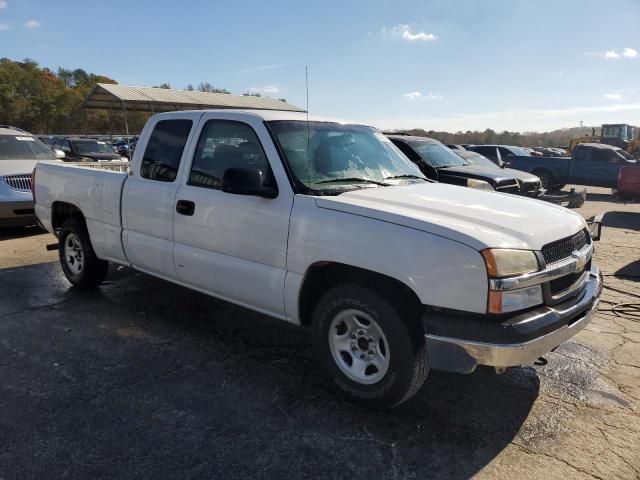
[503,161,511,168]
[221,168,277,198]
[54,149,66,159]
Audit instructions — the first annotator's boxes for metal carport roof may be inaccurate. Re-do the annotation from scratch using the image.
[82,83,305,113]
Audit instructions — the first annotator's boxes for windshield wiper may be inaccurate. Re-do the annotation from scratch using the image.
[384,174,428,182]
[315,177,389,186]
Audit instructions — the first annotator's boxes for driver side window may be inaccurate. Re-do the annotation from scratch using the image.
[188,120,273,190]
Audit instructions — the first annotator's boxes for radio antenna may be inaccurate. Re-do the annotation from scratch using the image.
[305,66,311,188]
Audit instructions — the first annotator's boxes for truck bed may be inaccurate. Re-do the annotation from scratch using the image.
[34,161,129,264]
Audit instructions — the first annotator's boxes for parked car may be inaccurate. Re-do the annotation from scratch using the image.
[51,137,126,162]
[617,165,640,200]
[388,135,521,194]
[455,149,543,197]
[500,143,637,190]
[0,125,58,226]
[33,109,602,408]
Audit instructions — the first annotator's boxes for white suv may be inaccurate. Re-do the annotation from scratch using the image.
[0,125,57,226]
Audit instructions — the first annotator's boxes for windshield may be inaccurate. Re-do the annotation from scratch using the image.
[0,135,56,160]
[267,121,426,193]
[72,141,115,155]
[409,141,467,168]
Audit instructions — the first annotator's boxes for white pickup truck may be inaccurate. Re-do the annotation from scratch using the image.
[34,109,602,407]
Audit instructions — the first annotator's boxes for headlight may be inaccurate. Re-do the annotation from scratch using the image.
[482,249,542,313]
[481,249,539,278]
[488,285,543,313]
[467,178,494,191]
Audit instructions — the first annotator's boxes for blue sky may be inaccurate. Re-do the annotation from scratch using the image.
[1,0,639,132]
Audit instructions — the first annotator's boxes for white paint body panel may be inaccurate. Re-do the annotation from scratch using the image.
[34,161,128,264]
[33,109,590,326]
[315,183,587,251]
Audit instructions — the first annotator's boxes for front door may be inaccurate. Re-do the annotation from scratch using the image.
[172,113,294,318]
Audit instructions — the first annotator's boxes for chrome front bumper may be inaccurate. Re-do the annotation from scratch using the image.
[424,266,602,373]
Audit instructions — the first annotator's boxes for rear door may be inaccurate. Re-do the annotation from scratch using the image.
[121,113,200,278]
[172,112,294,318]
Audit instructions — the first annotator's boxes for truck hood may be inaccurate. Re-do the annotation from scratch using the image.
[438,165,516,184]
[78,153,121,161]
[503,167,540,184]
[0,159,39,176]
[315,183,586,251]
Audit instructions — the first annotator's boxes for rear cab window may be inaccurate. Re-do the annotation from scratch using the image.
[140,119,193,182]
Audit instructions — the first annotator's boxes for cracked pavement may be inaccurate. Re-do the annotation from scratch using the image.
[0,187,638,479]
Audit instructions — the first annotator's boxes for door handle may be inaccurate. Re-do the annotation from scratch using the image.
[176,200,195,216]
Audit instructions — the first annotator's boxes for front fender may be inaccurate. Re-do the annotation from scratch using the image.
[284,196,488,322]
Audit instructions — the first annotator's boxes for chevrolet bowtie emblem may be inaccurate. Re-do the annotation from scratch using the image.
[572,251,587,272]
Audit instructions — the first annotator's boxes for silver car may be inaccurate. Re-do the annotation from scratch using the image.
[0,125,58,226]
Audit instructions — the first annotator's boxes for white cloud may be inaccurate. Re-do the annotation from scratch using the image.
[604,93,622,100]
[249,85,279,95]
[0,23,9,31]
[383,24,437,42]
[0,1,7,10]
[403,91,442,100]
[623,48,638,58]
[24,19,40,29]
[605,50,620,58]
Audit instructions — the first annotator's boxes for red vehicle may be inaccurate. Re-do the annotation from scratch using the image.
[618,166,640,199]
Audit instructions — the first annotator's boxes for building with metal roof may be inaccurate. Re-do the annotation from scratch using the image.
[80,83,305,143]
[82,83,305,113]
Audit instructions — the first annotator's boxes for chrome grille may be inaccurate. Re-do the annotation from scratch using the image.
[541,229,589,265]
[1,174,32,192]
[549,259,590,297]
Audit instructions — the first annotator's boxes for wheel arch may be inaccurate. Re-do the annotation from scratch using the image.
[51,201,87,235]
[297,262,424,334]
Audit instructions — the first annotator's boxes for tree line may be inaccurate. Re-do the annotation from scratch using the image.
[392,126,599,148]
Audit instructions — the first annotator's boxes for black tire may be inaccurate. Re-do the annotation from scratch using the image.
[58,218,108,288]
[534,170,555,191]
[311,284,428,408]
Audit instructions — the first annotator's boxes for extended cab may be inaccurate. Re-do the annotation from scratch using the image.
[471,143,637,190]
[34,110,602,408]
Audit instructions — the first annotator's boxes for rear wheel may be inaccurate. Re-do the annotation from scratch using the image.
[58,219,108,288]
[311,284,428,408]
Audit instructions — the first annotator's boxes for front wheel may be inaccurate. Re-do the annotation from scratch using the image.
[535,170,555,191]
[311,284,429,408]
[58,219,108,288]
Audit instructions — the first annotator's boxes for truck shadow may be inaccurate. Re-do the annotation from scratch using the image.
[615,259,640,281]
[0,224,45,240]
[600,211,640,231]
[0,262,538,480]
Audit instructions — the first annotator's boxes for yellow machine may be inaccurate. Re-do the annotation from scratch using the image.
[569,124,640,157]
